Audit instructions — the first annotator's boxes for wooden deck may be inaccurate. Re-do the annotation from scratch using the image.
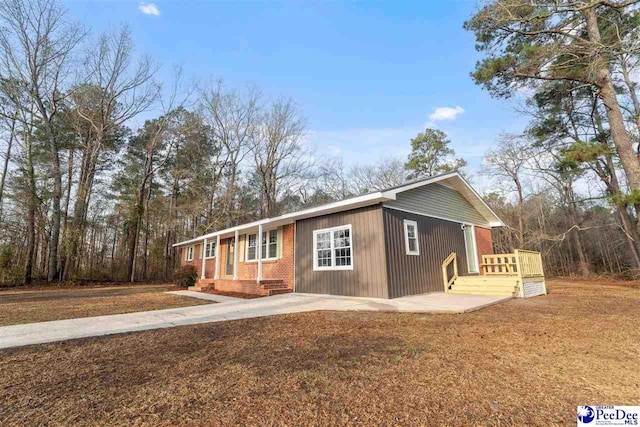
[442,250,546,298]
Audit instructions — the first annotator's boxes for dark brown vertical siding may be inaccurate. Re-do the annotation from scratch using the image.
[384,207,469,298]
[295,204,388,298]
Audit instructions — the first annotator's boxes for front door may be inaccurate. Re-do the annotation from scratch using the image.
[225,237,235,276]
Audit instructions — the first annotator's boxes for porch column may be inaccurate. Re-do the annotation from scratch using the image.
[257,224,263,283]
[201,238,207,279]
[233,230,239,280]
[214,235,220,279]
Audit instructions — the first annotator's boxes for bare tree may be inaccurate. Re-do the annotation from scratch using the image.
[0,91,17,224]
[200,81,261,224]
[350,158,405,194]
[254,98,306,217]
[483,134,532,248]
[0,0,84,281]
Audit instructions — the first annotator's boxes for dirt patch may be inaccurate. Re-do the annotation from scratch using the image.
[0,288,211,326]
[0,278,638,426]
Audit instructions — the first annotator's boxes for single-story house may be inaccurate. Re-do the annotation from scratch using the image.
[172,171,542,298]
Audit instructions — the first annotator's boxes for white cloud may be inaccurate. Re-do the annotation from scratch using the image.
[138,2,160,16]
[428,106,464,122]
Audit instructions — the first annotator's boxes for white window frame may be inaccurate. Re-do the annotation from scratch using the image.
[245,228,278,262]
[403,219,420,256]
[204,241,216,259]
[462,223,479,273]
[185,245,194,262]
[312,224,354,271]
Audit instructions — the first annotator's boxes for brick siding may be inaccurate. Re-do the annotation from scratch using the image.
[179,224,295,292]
[475,226,494,271]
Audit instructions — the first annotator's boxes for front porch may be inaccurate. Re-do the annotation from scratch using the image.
[442,249,547,297]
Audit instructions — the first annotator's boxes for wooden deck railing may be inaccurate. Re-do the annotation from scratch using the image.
[515,249,545,278]
[481,253,518,275]
[481,249,544,280]
[441,252,458,292]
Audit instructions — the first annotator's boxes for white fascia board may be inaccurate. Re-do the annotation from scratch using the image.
[382,171,504,228]
[452,174,504,227]
[173,192,393,247]
[380,172,459,198]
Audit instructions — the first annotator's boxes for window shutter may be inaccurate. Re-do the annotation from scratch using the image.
[239,235,245,262]
[277,227,283,259]
[199,244,203,259]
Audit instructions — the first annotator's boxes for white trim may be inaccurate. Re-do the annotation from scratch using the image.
[456,174,504,227]
[384,205,490,228]
[173,192,393,247]
[233,230,239,280]
[257,224,263,282]
[201,238,207,279]
[403,219,420,256]
[186,245,194,262]
[312,224,354,271]
[214,235,220,279]
[381,172,459,196]
[462,224,479,273]
[293,222,297,292]
[204,240,217,259]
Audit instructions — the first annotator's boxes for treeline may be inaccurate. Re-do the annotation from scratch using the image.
[0,0,639,286]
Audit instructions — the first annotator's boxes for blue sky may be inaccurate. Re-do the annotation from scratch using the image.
[65,0,528,181]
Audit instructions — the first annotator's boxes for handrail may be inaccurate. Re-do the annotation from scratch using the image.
[441,252,458,292]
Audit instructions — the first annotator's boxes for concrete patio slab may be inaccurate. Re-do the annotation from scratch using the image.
[0,292,510,350]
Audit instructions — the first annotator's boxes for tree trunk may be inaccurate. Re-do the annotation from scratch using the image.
[0,115,16,224]
[514,177,525,248]
[584,8,640,193]
[619,58,640,150]
[23,133,37,285]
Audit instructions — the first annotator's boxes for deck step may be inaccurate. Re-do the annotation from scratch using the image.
[451,283,516,292]
[455,276,518,285]
[448,289,515,296]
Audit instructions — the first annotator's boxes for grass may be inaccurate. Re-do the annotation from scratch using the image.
[0,279,638,426]
[0,284,211,326]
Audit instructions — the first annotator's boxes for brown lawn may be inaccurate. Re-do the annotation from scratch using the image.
[0,284,210,326]
[0,279,638,426]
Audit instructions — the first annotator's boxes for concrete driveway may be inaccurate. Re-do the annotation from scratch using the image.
[0,292,510,350]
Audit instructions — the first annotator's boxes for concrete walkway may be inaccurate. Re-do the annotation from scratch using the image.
[0,292,510,350]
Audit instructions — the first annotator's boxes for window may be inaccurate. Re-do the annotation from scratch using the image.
[204,241,216,259]
[185,246,194,262]
[463,224,479,273]
[313,224,353,271]
[263,229,278,259]
[403,220,419,255]
[246,229,278,261]
[246,234,257,261]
